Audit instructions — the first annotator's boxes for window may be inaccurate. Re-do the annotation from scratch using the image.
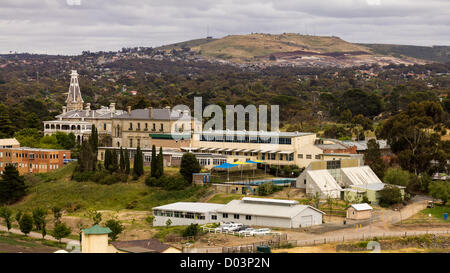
[129,123,133,130]
[298,154,303,159]
[211,215,217,220]
[160,123,164,131]
[233,214,239,219]
[245,215,251,220]
[104,123,107,131]
[306,154,312,159]
[222,213,228,219]
[315,155,321,160]
[129,139,133,147]
[304,179,306,185]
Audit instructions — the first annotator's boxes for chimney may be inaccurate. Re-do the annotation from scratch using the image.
[85,103,91,117]
[148,107,153,118]
[62,106,67,114]
[127,106,131,114]
[109,102,116,113]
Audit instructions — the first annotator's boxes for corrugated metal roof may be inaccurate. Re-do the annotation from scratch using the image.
[82,225,112,235]
[216,199,324,219]
[152,202,224,213]
[341,166,383,185]
[306,170,343,192]
[350,203,373,211]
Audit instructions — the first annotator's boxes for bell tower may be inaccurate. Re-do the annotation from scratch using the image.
[66,70,84,111]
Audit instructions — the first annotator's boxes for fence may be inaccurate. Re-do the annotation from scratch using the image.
[283,229,450,248]
[201,226,282,237]
[182,230,449,253]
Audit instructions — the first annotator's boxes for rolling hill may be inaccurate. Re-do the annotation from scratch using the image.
[157,33,449,66]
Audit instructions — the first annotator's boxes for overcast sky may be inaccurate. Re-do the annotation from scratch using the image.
[0,0,449,55]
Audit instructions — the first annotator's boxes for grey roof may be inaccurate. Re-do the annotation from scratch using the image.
[152,202,224,213]
[315,143,348,150]
[216,199,324,219]
[114,108,191,120]
[56,108,125,120]
[341,166,383,185]
[341,140,390,151]
[199,130,314,137]
[350,203,373,211]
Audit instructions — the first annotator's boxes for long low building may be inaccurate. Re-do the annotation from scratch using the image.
[0,146,71,175]
[152,197,324,228]
[152,202,225,226]
[216,197,324,228]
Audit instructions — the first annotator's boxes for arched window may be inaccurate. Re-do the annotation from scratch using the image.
[45,124,50,129]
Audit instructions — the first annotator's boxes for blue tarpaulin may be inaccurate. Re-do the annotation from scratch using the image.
[213,162,239,169]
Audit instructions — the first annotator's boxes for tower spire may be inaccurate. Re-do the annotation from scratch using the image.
[66,70,84,111]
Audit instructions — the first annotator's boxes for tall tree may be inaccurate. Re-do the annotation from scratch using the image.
[0,164,27,205]
[150,145,157,177]
[119,147,125,172]
[364,139,386,178]
[180,153,201,184]
[133,146,144,178]
[0,207,13,231]
[158,147,164,178]
[124,148,130,175]
[379,101,446,174]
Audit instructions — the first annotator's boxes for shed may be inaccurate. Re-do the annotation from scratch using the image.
[346,203,373,220]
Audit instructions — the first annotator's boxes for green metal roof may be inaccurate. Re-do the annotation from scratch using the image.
[149,133,191,140]
[82,224,112,235]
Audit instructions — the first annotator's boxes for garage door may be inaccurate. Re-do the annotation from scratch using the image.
[300,215,313,227]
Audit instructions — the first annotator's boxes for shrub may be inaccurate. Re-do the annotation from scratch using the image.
[383,168,411,187]
[183,223,200,237]
[379,185,403,207]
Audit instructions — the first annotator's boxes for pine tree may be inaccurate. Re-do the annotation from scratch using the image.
[150,145,157,178]
[0,164,27,205]
[119,147,125,172]
[124,148,130,175]
[180,153,201,184]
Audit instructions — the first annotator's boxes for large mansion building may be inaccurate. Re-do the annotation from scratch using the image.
[43,70,371,169]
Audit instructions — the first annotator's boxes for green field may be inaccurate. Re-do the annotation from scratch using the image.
[10,163,211,213]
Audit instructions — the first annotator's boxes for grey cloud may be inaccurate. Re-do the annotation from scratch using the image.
[0,0,448,54]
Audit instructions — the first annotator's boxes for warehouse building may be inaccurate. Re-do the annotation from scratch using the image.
[152,197,324,228]
[216,197,324,228]
[152,202,224,227]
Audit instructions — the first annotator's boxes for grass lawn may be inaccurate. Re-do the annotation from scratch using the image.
[10,163,211,213]
[420,203,450,222]
[0,231,65,253]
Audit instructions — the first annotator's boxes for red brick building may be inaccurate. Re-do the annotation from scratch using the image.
[0,147,71,175]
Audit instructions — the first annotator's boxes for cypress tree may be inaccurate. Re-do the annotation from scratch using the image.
[89,126,98,171]
[119,147,125,172]
[133,146,144,178]
[124,148,130,175]
[104,149,111,170]
[150,145,157,178]
[157,147,164,178]
[111,150,118,172]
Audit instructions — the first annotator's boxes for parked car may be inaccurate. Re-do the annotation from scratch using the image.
[234,225,249,232]
[238,228,254,235]
[224,223,243,232]
[250,228,271,236]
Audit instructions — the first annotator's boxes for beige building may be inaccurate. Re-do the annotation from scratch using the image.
[346,203,373,220]
[190,130,323,168]
[0,138,20,149]
[81,225,115,253]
